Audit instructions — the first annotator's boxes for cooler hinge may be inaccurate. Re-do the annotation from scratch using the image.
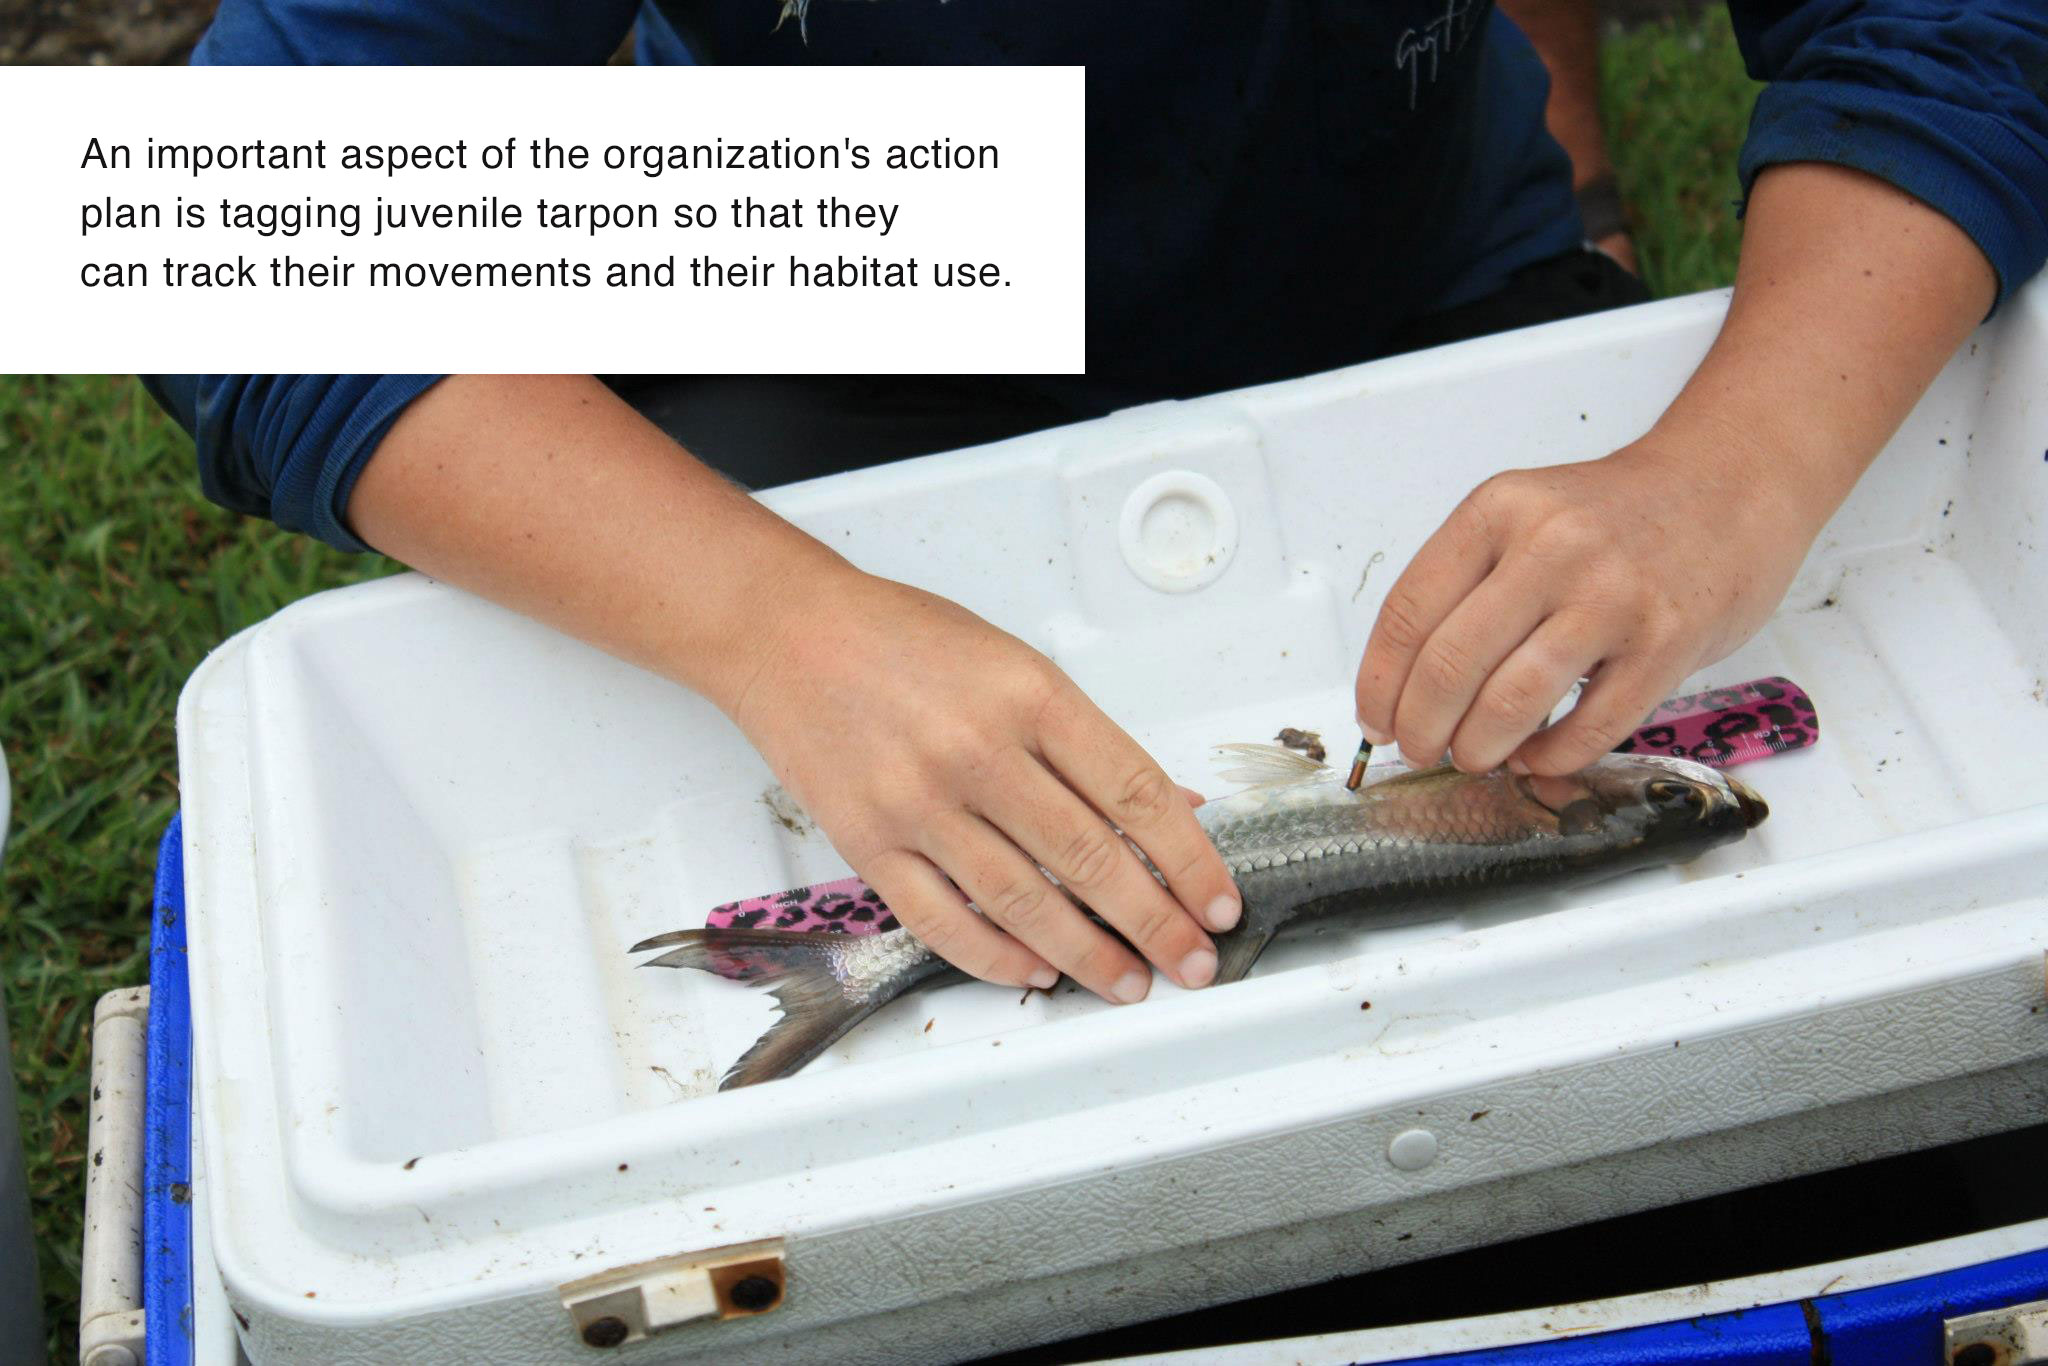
[1945,1299,2048,1366]
[559,1237,786,1349]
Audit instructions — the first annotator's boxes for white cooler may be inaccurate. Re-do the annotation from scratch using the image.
[149,281,2048,1363]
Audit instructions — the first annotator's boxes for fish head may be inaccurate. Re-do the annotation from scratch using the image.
[1531,754,1768,860]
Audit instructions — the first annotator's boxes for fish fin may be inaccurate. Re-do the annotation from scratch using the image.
[1213,742,1329,789]
[637,927,938,1089]
[630,927,701,953]
[1211,921,1280,985]
[1556,798,1606,836]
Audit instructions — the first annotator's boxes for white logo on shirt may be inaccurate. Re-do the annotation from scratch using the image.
[1396,0,1479,110]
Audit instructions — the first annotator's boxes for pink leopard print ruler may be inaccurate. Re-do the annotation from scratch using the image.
[1610,675,1817,768]
[704,675,1816,938]
[705,878,902,936]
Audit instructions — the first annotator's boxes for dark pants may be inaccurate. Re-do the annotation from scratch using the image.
[608,248,1649,490]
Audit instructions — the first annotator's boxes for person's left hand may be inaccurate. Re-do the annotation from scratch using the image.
[1353,425,1819,776]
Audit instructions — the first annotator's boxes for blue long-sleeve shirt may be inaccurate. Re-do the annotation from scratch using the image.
[153,0,2048,552]
[143,374,440,551]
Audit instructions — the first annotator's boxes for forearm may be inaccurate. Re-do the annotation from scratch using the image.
[352,375,1242,1001]
[1497,0,1608,193]
[1643,162,1995,526]
[1498,0,1635,267]
[346,374,857,716]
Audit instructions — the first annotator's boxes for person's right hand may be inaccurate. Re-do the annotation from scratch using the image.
[727,565,1242,1004]
[344,375,1239,1003]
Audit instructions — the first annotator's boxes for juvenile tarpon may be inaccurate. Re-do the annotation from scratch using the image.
[635,750,1768,1088]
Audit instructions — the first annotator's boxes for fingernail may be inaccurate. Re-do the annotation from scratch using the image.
[1110,969,1151,1005]
[1359,722,1393,746]
[1027,966,1059,991]
[1179,947,1217,989]
[1204,893,1242,932]
[1507,756,1531,775]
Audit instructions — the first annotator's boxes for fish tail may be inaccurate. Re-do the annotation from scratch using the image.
[1211,921,1280,985]
[635,927,919,1089]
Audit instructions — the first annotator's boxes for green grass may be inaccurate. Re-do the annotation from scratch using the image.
[1604,9,1762,298]
[0,17,1755,1361]
[0,376,399,1360]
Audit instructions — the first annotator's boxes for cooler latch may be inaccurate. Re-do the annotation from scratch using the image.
[559,1238,786,1349]
[1945,1300,2048,1366]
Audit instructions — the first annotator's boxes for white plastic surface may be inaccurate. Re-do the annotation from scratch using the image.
[177,282,2048,1364]
[80,989,149,1366]
[1117,469,1240,591]
[185,1121,243,1366]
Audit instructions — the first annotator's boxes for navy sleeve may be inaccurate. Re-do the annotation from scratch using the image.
[1727,0,2048,312]
[144,376,443,552]
[181,1,633,551]
[192,0,638,64]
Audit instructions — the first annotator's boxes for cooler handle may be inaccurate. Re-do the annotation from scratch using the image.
[80,987,150,1366]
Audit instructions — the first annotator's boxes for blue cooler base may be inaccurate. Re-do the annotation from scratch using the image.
[145,817,193,1366]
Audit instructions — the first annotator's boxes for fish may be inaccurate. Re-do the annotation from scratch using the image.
[633,750,1769,1089]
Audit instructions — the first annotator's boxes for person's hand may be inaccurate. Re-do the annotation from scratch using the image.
[1354,424,1817,776]
[1353,164,1999,777]
[345,377,1235,1004]
[729,566,1241,1003]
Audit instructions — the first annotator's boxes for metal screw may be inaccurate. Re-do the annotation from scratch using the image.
[581,1316,630,1349]
[729,1275,780,1312]
[1952,1343,1998,1366]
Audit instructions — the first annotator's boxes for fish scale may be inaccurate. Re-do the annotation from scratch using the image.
[1210,780,1570,908]
[636,753,1769,1089]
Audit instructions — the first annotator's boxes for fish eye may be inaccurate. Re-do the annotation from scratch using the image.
[1646,779,1704,811]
